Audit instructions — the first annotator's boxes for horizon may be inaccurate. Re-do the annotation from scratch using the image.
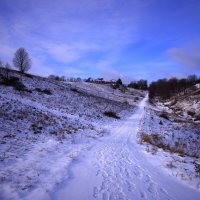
[0,0,200,83]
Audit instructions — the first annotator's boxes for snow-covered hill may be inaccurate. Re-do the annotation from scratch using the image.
[138,89,200,190]
[0,68,199,200]
[0,68,145,199]
[69,81,144,106]
[0,68,145,140]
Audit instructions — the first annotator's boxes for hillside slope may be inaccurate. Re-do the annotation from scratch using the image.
[0,68,199,199]
[138,87,200,190]
[0,68,146,136]
[0,68,146,199]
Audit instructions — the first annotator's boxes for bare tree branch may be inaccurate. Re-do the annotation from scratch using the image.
[13,48,31,73]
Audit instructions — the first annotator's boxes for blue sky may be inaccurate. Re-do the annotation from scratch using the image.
[0,0,200,83]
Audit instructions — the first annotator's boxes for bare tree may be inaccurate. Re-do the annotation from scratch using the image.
[13,48,31,73]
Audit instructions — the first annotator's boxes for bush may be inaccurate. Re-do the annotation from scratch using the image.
[140,133,152,143]
[24,73,33,78]
[70,88,78,92]
[35,88,52,95]
[43,89,52,95]
[139,132,197,157]
[160,111,169,120]
[1,76,27,91]
[104,111,120,119]
[2,76,19,85]
[35,88,42,92]
[111,84,120,89]
[194,114,200,121]
[195,163,200,175]
[135,97,139,101]
[14,82,27,91]
[187,110,195,117]
[70,88,86,96]
[31,123,43,134]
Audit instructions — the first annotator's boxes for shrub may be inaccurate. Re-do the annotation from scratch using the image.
[70,88,86,96]
[139,132,195,157]
[111,84,119,89]
[135,97,139,101]
[170,99,177,106]
[195,163,200,175]
[148,98,154,105]
[2,76,19,85]
[140,132,168,149]
[104,111,120,119]
[194,114,200,121]
[140,133,152,143]
[35,88,42,92]
[176,148,184,156]
[1,76,27,91]
[166,161,175,169]
[160,111,169,120]
[43,89,52,95]
[35,88,52,95]
[24,73,33,78]
[31,123,43,134]
[187,110,195,117]
[14,81,27,91]
[70,88,78,92]
[3,134,15,138]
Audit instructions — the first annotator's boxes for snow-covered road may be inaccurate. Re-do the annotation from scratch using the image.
[52,96,200,200]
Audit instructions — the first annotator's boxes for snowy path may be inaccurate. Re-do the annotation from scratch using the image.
[52,96,200,200]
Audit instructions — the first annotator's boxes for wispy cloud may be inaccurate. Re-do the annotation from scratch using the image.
[167,41,200,69]
[0,0,144,76]
[30,57,56,76]
[1,0,200,80]
[63,67,84,77]
[43,42,106,63]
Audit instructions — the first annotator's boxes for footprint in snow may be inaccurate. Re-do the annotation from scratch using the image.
[140,191,147,200]
[93,186,98,198]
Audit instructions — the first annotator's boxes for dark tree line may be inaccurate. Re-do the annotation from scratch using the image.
[84,77,122,85]
[149,75,200,99]
[128,79,148,90]
[84,77,148,91]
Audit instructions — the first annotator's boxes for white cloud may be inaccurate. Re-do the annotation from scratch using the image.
[43,42,104,63]
[63,67,84,77]
[95,59,132,83]
[0,44,15,64]
[167,41,200,69]
[0,0,154,78]
[46,44,82,63]
[30,57,55,76]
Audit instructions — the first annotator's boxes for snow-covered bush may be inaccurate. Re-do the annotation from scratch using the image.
[104,111,120,119]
